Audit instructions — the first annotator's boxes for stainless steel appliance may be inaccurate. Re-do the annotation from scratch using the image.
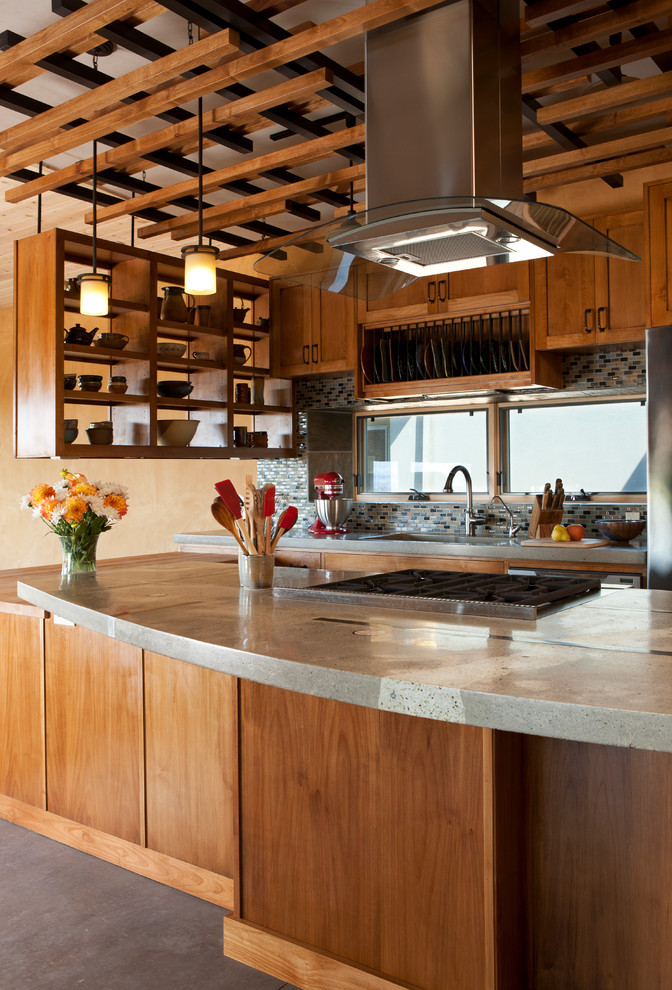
[274,570,601,620]
[308,472,353,535]
[647,326,672,589]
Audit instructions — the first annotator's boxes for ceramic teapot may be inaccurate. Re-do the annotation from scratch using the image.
[232,299,250,322]
[64,323,98,345]
[160,286,195,323]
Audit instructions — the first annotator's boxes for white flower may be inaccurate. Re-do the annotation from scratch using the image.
[94,481,128,498]
[54,480,70,497]
[103,507,121,524]
[85,494,106,516]
[20,494,32,510]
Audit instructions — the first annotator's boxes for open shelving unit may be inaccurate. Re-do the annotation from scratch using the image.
[14,228,296,459]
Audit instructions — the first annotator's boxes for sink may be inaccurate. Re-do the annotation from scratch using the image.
[359,532,519,547]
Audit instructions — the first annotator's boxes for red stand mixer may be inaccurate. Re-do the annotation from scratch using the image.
[308,472,352,534]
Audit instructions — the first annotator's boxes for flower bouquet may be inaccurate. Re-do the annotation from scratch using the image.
[22,469,129,575]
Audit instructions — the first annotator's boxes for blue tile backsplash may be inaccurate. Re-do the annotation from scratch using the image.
[257,346,647,538]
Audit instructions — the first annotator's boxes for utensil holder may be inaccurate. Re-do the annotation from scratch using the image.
[238,550,275,589]
[528,495,563,538]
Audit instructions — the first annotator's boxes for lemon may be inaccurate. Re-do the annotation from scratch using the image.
[551,524,571,542]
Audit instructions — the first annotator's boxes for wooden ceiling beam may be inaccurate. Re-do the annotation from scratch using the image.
[86,122,366,224]
[521,0,672,60]
[522,28,672,93]
[4,69,334,204]
[247,0,310,14]
[0,0,440,178]
[523,123,672,177]
[524,146,672,190]
[0,30,241,155]
[523,0,607,30]
[0,0,158,82]
[136,162,365,240]
[536,69,672,124]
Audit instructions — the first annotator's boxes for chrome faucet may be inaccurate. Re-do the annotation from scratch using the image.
[444,465,487,536]
[489,495,521,538]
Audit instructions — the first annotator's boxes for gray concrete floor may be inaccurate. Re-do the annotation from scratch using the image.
[0,818,298,990]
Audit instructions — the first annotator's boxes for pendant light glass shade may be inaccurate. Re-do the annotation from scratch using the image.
[80,139,110,316]
[182,244,219,294]
[79,272,111,315]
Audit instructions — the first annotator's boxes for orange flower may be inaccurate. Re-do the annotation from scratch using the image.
[104,493,128,517]
[61,470,88,486]
[39,497,60,521]
[70,482,97,497]
[29,484,55,506]
[62,496,87,525]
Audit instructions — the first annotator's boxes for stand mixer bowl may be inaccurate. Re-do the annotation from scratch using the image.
[315,498,352,530]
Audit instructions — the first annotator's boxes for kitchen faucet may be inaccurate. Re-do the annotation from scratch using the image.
[444,465,487,536]
[489,495,521,538]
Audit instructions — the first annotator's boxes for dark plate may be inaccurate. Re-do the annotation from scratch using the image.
[360,340,375,384]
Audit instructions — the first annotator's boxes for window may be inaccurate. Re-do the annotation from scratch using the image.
[358,409,489,494]
[500,398,646,494]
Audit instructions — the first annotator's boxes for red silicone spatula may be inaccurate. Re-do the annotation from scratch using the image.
[262,484,276,554]
[214,480,255,554]
[270,505,298,551]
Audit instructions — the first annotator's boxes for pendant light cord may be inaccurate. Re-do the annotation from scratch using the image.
[36,161,43,233]
[92,138,97,274]
[197,97,203,248]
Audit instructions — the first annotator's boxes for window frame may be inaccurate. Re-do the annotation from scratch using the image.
[354,392,647,505]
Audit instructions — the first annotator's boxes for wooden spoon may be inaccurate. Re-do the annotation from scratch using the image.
[210,499,247,553]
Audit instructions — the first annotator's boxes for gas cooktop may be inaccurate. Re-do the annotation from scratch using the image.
[273,570,602,620]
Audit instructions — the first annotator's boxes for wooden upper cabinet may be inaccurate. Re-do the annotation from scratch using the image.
[646,179,672,328]
[534,209,645,350]
[273,280,357,377]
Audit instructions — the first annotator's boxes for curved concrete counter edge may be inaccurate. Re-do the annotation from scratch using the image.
[15,555,672,755]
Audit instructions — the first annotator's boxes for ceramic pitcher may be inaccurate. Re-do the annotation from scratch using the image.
[160,287,194,323]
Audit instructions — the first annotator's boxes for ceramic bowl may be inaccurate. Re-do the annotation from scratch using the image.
[93,333,128,350]
[157,342,187,358]
[64,427,78,444]
[86,426,113,445]
[157,419,200,447]
[64,374,77,390]
[157,380,193,399]
[594,519,646,543]
[78,375,103,392]
[192,351,210,360]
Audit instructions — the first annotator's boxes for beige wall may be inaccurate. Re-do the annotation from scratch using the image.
[3,309,257,567]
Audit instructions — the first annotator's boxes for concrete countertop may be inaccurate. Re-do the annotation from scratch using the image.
[174,528,647,566]
[16,553,672,754]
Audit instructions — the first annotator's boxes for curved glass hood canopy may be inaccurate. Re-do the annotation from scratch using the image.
[255,196,640,300]
[254,0,640,300]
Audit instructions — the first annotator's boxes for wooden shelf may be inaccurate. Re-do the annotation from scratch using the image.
[15,228,294,460]
[233,403,292,414]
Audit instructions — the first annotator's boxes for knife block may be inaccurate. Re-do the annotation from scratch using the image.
[528,495,563,539]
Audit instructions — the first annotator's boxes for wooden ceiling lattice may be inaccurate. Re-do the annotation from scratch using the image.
[1,0,671,258]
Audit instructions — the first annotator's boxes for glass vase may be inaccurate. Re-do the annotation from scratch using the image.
[58,531,100,577]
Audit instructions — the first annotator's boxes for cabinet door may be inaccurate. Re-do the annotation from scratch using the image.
[144,652,236,877]
[446,261,530,313]
[646,180,672,327]
[272,281,312,377]
[0,612,45,807]
[311,287,357,373]
[362,269,432,321]
[45,621,144,843]
[534,252,596,349]
[594,211,645,344]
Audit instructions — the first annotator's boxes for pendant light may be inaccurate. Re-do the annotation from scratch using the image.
[182,97,218,294]
[79,139,111,316]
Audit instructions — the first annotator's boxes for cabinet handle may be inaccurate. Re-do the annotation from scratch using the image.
[312,343,319,363]
[438,279,447,303]
[427,280,436,304]
[302,345,310,365]
[584,308,594,334]
[597,306,607,332]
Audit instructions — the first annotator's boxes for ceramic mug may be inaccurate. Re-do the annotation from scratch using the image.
[192,305,211,327]
[233,344,251,366]
[233,426,248,447]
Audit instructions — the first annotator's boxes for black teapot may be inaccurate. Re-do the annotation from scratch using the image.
[64,323,98,346]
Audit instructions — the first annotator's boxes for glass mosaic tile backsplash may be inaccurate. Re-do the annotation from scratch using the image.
[257,346,647,538]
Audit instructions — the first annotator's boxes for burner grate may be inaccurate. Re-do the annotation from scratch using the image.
[273,570,602,620]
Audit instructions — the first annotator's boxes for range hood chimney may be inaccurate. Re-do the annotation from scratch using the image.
[256,0,639,296]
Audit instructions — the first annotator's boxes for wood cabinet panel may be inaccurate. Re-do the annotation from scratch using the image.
[526,737,672,990]
[273,279,357,377]
[0,612,45,806]
[45,621,144,843]
[237,683,506,990]
[594,212,646,342]
[311,286,357,372]
[239,683,382,970]
[144,652,236,877]
[272,280,312,375]
[646,179,672,327]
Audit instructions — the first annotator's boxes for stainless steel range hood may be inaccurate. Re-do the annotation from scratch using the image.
[255,0,639,296]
